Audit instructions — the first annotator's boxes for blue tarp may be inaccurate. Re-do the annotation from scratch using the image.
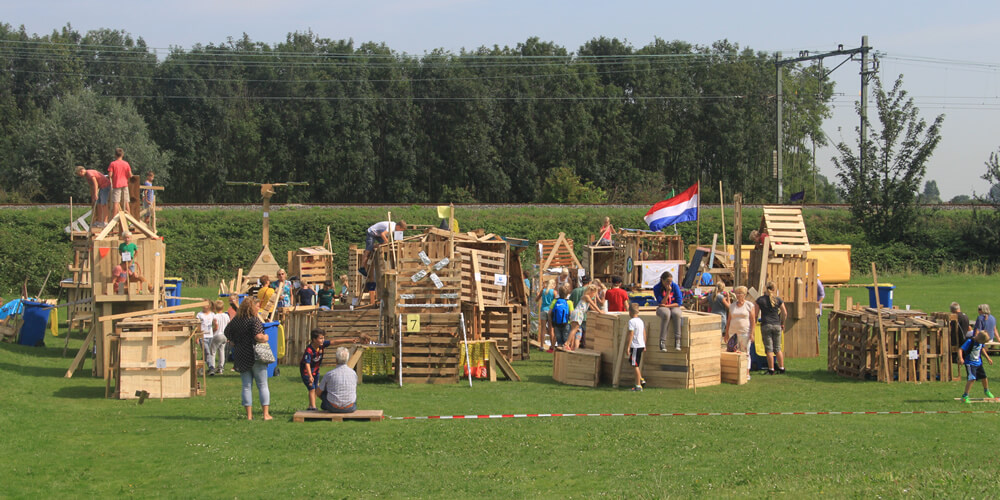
[0,299,23,320]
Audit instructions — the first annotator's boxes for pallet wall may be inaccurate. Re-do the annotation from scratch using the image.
[399,313,462,384]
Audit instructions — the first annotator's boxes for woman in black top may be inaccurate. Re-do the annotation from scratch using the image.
[225,297,272,420]
[754,281,788,375]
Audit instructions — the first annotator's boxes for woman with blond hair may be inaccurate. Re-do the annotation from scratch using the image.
[726,286,756,380]
[755,281,788,375]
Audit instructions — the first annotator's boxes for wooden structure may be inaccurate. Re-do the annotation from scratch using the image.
[226,181,307,291]
[288,246,334,288]
[292,409,385,422]
[461,302,527,362]
[720,351,749,385]
[747,206,820,358]
[586,309,722,389]
[108,316,202,399]
[62,232,94,336]
[553,348,601,387]
[377,238,463,342]
[584,231,684,286]
[828,307,952,382]
[398,313,462,384]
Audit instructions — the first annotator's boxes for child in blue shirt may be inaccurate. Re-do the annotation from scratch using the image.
[958,330,995,403]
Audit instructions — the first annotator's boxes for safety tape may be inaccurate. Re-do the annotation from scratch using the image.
[388,410,999,420]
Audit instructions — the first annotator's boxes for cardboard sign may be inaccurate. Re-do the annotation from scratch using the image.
[406,314,420,332]
[494,274,508,286]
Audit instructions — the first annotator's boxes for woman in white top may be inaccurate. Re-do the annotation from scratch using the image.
[725,286,756,380]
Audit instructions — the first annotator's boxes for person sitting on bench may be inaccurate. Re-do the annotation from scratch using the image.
[317,347,357,413]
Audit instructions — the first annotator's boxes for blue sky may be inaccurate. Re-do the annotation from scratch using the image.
[5,0,999,198]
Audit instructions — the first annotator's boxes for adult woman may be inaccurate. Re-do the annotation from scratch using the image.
[274,269,292,308]
[536,279,556,348]
[975,304,998,342]
[653,271,683,351]
[755,281,788,375]
[710,282,731,334]
[725,286,755,381]
[225,297,272,420]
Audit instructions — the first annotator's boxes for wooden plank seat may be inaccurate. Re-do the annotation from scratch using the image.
[292,409,385,422]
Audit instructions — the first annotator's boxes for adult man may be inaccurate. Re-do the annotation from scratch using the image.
[360,219,407,277]
[107,148,132,218]
[568,275,591,307]
[74,166,110,227]
[317,347,358,413]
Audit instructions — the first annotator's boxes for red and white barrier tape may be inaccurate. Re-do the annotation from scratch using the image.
[389,410,999,420]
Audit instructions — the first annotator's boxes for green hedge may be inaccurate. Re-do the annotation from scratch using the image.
[0,205,994,297]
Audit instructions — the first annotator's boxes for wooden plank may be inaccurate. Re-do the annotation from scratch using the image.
[292,410,384,422]
[489,341,520,381]
[98,301,209,322]
[65,325,97,378]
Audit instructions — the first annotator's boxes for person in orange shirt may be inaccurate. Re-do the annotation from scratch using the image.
[75,166,111,227]
[107,147,132,218]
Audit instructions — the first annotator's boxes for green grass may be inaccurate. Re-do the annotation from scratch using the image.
[2,275,999,497]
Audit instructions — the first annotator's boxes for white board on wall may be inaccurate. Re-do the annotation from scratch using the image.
[638,260,686,289]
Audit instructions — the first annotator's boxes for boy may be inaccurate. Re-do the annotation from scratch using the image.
[624,303,646,391]
[118,232,153,293]
[107,147,132,218]
[297,282,316,306]
[605,276,629,312]
[75,166,110,227]
[318,281,336,309]
[548,284,572,352]
[301,329,365,411]
[141,171,155,225]
[111,262,129,295]
[209,299,230,375]
[196,303,216,374]
[257,276,275,313]
[958,330,995,403]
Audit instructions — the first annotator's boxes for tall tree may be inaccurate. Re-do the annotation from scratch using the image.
[833,75,944,241]
[918,180,941,204]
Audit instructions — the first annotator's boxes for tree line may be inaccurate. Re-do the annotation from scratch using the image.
[0,23,842,206]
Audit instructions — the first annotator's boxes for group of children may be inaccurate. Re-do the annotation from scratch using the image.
[75,148,156,228]
[252,273,351,315]
[196,299,235,376]
[539,272,637,354]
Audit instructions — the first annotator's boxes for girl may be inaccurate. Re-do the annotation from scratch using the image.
[566,284,600,351]
[598,217,614,246]
[536,279,556,348]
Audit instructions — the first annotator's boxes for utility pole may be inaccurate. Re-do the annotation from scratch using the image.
[775,36,873,204]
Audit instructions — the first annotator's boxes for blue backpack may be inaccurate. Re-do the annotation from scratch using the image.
[551,298,570,326]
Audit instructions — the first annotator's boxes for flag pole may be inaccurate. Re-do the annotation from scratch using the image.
[695,181,701,247]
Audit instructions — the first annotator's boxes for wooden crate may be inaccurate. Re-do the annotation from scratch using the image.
[553,348,601,387]
[317,308,380,341]
[457,247,508,306]
[399,313,462,384]
[828,309,952,382]
[720,351,749,385]
[289,246,334,288]
[277,306,319,365]
[587,309,721,389]
[460,302,526,362]
[111,317,201,399]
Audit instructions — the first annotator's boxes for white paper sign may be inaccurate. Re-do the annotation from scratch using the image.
[155,358,167,369]
[907,349,919,360]
[121,251,132,262]
[394,231,404,242]
[262,212,269,218]
[474,272,482,282]
[578,268,586,279]
[494,274,508,286]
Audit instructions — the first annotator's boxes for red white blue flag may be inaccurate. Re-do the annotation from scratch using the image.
[644,183,699,231]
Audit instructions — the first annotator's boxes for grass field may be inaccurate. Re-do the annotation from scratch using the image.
[2,274,999,497]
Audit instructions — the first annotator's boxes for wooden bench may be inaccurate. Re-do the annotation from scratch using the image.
[292,409,384,422]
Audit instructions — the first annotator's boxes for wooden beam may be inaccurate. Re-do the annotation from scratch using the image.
[65,325,96,378]
[488,341,520,381]
[98,301,209,323]
[871,262,891,384]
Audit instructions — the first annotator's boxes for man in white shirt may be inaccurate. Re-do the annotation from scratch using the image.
[360,220,407,277]
[318,347,358,413]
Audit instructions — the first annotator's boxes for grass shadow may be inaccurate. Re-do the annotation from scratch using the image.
[0,342,77,359]
[0,361,68,378]
[786,368,869,384]
[52,385,106,399]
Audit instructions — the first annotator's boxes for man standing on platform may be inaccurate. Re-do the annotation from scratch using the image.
[107,148,132,219]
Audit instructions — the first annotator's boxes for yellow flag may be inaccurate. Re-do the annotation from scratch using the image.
[436,205,452,219]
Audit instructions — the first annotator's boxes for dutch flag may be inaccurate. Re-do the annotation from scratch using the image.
[643,183,699,231]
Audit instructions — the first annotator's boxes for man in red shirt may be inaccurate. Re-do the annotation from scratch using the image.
[107,147,132,218]
[605,276,630,312]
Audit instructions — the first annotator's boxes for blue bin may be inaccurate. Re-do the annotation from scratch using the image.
[164,278,184,308]
[263,321,280,377]
[18,301,51,347]
[219,294,247,305]
[164,284,178,308]
[866,285,895,309]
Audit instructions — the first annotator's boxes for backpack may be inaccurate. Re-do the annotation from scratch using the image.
[551,298,570,326]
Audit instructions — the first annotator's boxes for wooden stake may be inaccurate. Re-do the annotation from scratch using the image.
[871,262,891,384]
[460,312,473,388]
[719,181,726,252]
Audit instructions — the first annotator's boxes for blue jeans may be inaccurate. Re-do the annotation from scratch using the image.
[241,361,270,407]
[321,400,357,413]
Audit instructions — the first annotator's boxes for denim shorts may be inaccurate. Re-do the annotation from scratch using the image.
[365,232,377,251]
[97,186,110,205]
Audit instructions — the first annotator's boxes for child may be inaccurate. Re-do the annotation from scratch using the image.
[624,303,646,391]
[107,147,132,218]
[556,269,571,290]
[958,330,995,403]
[338,274,350,304]
[536,279,556,349]
[597,216,614,245]
[118,232,152,292]
[566,284,599,351]
[318,281,336,310]
[297,282,316,306]
[548,284,572,352]
[605,276,629,312]
[111,263,129,294]
[75,165,110,227]
[209,299,230,375]
[300,329,365,411]
[257,275,275,312]
[196,303,216,374]
[141,171,155,225]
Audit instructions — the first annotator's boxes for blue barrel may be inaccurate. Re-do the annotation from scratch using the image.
[18,301,51,347]
[164,278,183,308]
[866,285,895,309]
[263,321,280,377]
[164,284,178,308]
[219,294,247,305]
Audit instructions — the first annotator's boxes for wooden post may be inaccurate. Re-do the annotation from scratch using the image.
[733,193,743,287]
[833,289,841,311]
[719,181,726,252]
[261,184,272,249]
[871,262,891,383]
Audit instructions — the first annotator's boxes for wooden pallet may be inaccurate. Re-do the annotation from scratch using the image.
[760,206,811,255]
[399,313,462,384]
[292,409,385,422]
[828,309,952,382]
[461,302,527,361]
[457,247,508,306]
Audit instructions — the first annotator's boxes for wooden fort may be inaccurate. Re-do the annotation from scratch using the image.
[584,230,684,286]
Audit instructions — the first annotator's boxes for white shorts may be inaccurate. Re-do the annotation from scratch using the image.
[111,187,128,203]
